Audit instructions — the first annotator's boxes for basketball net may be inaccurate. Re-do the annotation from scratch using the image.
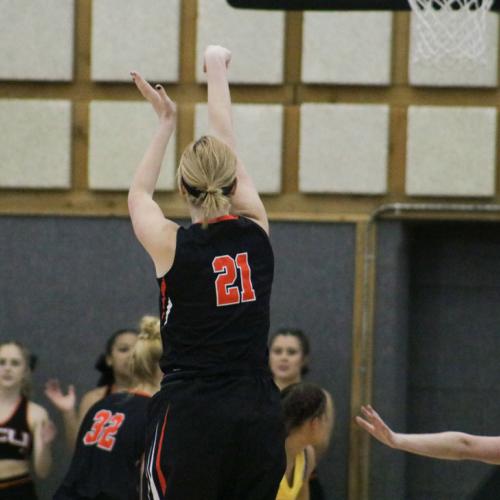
[408,0,493,65]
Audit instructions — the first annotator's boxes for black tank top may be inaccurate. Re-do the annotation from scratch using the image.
[0,397,32,460]
[158,215,274,374]
[54,392,150,500]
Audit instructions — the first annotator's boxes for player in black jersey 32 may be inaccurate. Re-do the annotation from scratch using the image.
[54,316,162,500]
[45,328,138,451]
[128,44,286,500]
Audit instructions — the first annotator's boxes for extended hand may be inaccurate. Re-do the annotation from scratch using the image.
[203,45,232,73]
[44,379,76,413]
[130,71,177,124]
[355,405,396,448]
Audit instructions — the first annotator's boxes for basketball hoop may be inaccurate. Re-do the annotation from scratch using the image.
[408,0,494,65]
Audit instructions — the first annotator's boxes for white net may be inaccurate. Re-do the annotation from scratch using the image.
[408,0,494,65]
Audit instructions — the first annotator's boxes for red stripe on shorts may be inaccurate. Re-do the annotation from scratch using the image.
[156,406,170,495]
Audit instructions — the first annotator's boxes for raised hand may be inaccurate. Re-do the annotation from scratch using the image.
[130,71,177,123]
[44,379,76,413]
[355,405,396,448]
[203,45,232,73]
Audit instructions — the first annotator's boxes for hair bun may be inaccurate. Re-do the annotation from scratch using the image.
[139,316,160,340]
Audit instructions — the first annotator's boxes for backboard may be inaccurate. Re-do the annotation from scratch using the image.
[227,0,500,10]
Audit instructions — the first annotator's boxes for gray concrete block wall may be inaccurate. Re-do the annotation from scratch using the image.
[371,221,410,500]
[0,216,355,500]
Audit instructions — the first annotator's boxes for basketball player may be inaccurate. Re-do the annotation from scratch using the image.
[128,44,285,499]
[45,328,138,449]
[269,329,330,500]
[356,404,500,464]
[277,383,334,500]
[0,341,56,500]
[269,329,311,391]
[54,316,162,500]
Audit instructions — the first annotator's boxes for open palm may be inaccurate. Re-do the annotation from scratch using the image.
[355,405,396,448]
[45,379,76,412]
[130,71,176,122]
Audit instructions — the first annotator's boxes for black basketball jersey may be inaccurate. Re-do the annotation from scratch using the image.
[0,396,32,461]
[54,391,150,500]
[158,215,274,374]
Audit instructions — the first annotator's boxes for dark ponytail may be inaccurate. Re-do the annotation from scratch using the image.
[281,382,327,435]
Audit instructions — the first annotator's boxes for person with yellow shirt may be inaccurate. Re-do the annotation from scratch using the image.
[277,383,334,500]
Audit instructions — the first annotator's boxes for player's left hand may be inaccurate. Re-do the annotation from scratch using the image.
[355,405,396,448]
[45,378,76,413]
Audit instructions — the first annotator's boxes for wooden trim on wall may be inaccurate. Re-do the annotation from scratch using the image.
[1,9,499,219]
[349,220,376,500]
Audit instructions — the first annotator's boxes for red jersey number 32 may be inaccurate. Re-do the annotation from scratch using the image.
[83,410,125,452]
[212,253,256,307]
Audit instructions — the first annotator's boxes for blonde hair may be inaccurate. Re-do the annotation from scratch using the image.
[178,135,237,223]
[129,316,162,387]
[0,341,34,398]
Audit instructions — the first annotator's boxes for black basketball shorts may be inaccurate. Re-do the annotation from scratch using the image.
[143,374,286,500]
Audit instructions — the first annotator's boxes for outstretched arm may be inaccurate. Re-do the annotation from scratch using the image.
[356,404,500,464]
[128,72,179,277]
[204,45,268,234]
[44,379,79,449]
[29,404,56,478]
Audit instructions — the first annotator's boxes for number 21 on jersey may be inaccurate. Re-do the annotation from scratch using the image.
[212,252,256,307]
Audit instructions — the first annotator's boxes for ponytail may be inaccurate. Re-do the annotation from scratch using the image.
[129,316,162,386]
[178,135,237,225]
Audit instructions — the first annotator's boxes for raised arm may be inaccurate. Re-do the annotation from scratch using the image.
[45,378,79,449]
[203,45,268,234]
[128,72,179,277]
[356,404,500,464]
[29,403,56,478]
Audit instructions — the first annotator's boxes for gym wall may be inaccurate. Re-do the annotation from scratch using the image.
[2,1,500,499]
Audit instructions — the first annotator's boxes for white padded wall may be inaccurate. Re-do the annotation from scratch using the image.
[302,12,393,85]
[0,0,74,81]
[0,100,72,188]
[299,104,389,194]
[196,0,285,84]
[409,13,499,87]
[406,106,497,196]
[88,101,176,191]
[91,0,180,82]
[194,104,283,193]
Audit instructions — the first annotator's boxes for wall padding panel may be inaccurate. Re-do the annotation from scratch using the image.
[88,101,176,191]
[0,99,72,189]
[195,104,283,193]
[406,106,497,197]
[409,12,499,87]
[302,12,393,85]
[299,104,390,194]
[196,0,285,84]
[91,0,180,82]
[0,0,74,81]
